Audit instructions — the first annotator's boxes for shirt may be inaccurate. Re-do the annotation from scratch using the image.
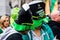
[30,29,46,40]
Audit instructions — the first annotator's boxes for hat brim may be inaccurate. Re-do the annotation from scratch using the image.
[11,22,31,31]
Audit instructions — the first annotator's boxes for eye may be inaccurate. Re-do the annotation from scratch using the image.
[4,20,9,22]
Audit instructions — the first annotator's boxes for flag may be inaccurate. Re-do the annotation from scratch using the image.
[50,0,58,13]
[45,0,50,15]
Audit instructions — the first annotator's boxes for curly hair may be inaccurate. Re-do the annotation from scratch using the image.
[1,14,10,28]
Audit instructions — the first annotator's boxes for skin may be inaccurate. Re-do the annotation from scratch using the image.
[50,11,60,22]
[3,16,10,28]
[33,26,41,37]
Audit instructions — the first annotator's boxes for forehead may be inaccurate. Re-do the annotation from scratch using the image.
[4,16,10,21]
[5,17,9,20]
[5,17,10,20]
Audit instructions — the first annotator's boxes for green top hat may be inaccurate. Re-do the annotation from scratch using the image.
[29,1,46,30]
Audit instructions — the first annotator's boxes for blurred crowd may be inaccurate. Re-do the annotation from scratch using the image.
[0,0,60,40]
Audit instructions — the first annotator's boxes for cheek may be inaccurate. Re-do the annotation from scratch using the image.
[51,15,60,21]
[57,17,60,21]
[54,17,60,22]
[4,22,9,26]
[4,22,6,26]
[51,16,56,20]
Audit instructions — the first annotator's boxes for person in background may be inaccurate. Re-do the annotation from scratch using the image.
[0,14,10,37]
[48,11,60,39]
[27,1,54,40]
[1,14,10,29]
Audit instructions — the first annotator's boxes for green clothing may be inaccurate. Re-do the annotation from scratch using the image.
[0,28,3,34]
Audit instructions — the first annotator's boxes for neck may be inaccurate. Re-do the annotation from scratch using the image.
[34,29,41,37]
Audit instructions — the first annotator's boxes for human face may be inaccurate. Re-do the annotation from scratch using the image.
[50,11,60,22]
[3,17,10,28]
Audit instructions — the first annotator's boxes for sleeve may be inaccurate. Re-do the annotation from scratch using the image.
[6,33,23,40]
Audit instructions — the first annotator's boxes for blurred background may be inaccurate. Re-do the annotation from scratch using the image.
[0,0,60,16]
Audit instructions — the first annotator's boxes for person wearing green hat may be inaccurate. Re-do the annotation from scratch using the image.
[27,1,54,40]
[0,3,33,40]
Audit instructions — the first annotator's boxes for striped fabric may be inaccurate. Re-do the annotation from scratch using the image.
[45,0,50,15]
[45,0,58,15]
[50,0,58,13]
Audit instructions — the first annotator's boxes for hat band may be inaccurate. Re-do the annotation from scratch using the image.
[22,23,33,25]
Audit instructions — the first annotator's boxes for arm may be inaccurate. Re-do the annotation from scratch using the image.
[6,33,23,40]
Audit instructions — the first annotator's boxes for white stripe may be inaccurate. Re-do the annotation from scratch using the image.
[3,30,18,40]
[29,1,42,5]
[46,32,50,40]
[28,31,31,40]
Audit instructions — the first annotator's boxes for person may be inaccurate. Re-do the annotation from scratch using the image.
[48,11,60,39]
[0,14,10,33]
[27,1,54,40]
[0,14,11,40]
[1,14,10,28]
[0,3,33,40]
[0,14,11,34]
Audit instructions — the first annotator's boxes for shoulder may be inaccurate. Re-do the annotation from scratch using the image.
[6,33,23,40]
